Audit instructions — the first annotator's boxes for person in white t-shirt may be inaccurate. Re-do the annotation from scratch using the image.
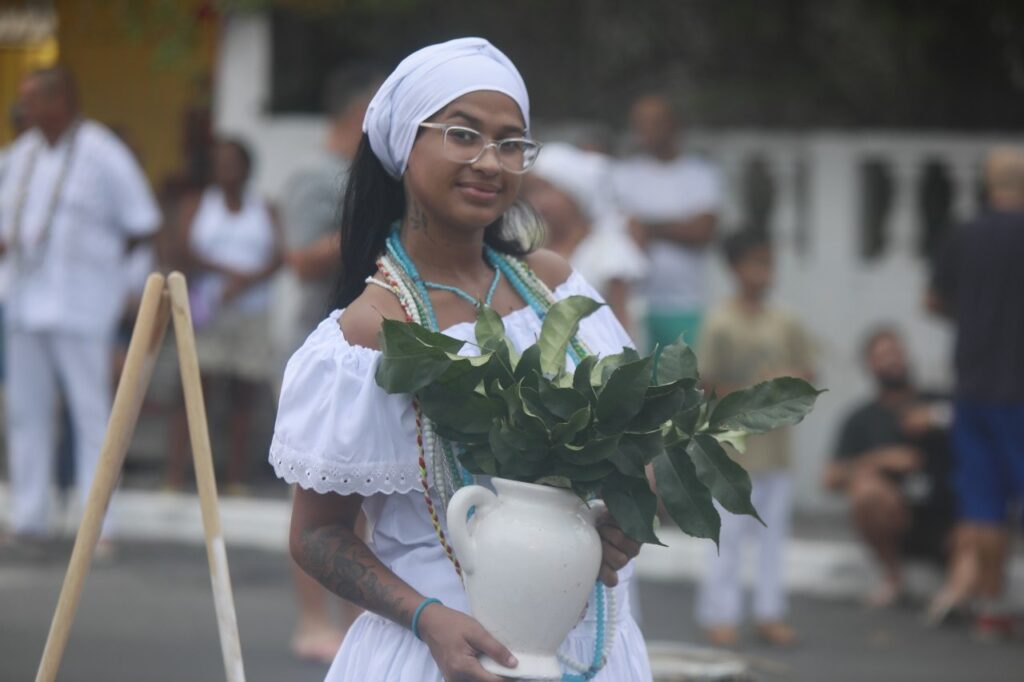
[611,93,721,351]
[0,67,160,542]
[175,137,282,492]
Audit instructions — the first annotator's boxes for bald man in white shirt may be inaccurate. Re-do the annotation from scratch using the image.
[0,67,160,540]
[612,93,720,352]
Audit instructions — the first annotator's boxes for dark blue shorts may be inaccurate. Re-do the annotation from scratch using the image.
[952,401,1024,524]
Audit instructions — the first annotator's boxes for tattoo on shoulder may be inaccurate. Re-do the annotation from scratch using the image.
[297,526,412,625]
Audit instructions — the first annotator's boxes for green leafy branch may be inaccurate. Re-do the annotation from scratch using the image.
[376,296,823,546]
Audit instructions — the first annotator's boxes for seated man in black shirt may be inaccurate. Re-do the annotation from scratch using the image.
[824,329,974,620]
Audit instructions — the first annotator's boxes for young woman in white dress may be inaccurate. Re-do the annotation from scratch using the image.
[271,38,653,682]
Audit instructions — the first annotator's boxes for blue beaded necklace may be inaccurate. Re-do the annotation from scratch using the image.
[386,229,500,326]
[427,269,501,308]
[384,225,608,681]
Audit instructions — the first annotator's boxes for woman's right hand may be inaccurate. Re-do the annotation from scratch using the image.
[418,603,518,682]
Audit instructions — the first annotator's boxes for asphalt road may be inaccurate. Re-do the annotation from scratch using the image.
[1,539,1021,682]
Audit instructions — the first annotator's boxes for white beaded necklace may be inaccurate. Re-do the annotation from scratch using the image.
[7,121,83,268]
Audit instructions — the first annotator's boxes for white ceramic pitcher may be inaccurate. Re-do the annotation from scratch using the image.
[447,478,604,680]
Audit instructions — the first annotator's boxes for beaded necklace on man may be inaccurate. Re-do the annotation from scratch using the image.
[366,227,614,681]
[7,121,83,269]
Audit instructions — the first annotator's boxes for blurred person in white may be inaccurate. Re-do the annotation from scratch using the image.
[521,142,647,337]
[823,329,974,623]
[695,231,814,647]
[276,65,380,665]
[0,67,160,544]
[0,100,30,386]
[611,93,719,351]
[173,137,282,492]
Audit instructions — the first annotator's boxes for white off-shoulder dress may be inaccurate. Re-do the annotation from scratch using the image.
[270,270,653,682]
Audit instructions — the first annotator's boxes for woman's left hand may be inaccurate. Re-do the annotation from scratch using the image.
[595,512,641,587]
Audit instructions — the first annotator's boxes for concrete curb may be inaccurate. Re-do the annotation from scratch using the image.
[3,484,1022,603]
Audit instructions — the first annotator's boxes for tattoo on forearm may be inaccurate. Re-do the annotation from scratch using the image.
[297,525,413,626]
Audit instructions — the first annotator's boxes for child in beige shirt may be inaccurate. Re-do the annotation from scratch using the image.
[695,230,815,646]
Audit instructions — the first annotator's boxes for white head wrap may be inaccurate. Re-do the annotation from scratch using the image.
[363,37,530,179]
[530,143,615,222]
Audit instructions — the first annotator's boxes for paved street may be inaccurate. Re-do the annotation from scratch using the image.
[2,533,1023,682]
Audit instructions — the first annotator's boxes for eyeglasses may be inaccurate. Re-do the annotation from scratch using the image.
[418,122,542,174]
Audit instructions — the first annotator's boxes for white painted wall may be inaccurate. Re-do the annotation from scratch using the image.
[213,13,325,197]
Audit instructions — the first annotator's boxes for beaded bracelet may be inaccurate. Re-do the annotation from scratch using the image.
[412,597,442,641]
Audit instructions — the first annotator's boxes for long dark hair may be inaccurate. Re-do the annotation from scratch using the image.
[331,134,543,309]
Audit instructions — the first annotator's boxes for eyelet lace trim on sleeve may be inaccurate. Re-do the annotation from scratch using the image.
[270,436,421,496]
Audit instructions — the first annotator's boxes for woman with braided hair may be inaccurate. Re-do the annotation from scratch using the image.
[270,38,652,681]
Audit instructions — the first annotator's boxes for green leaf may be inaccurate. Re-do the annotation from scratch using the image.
[497,382,550,442]
[538,295,604,377]
[573,355,599,405]
[419,384,502,437]
[382,318,465,353]
[551,405,592,446]
[687,434,761,522]
[375,321,455,393]
[629,379,693,432]
[500,453,549,480]
[482,339,516,389]
[708,377,823,435]
[713,429,749,454]
[673,385,707,436]
[550,459,617,482]
[429,420,489,445]
[653,445,720,543]
[656,338,698,384]
[513,344,542,383]
[475,305,506,352]
[595,356,653,432]
[489,423,525,466]
[602,475,662,544]
[533,475,573,489]
[610,429,664,476]
[521,385,560,428]
[538,381,590,420]
[434,357,488,393]
[593,348,641,385]
[496,418,549,458]
[556,434,620,466]
[460,443,498,475]
[662,424,689,448]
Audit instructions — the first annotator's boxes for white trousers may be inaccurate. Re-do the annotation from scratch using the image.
[5,328,112,536]
[696,470,792,627]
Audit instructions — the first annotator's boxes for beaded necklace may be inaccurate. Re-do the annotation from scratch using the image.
[369,229,613,680]
[8,121,82,269]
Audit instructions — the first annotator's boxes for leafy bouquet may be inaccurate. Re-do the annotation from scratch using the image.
[376,296,821,544]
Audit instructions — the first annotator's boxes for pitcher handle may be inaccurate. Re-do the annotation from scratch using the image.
[587,498,608,527]
[446,485,498,576]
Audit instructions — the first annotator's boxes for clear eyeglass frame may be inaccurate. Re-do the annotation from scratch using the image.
[418,122,542,174]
